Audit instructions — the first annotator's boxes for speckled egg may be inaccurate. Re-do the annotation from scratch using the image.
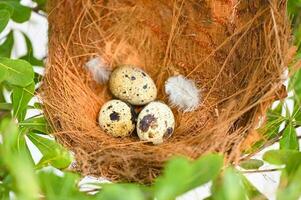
[137,101,175,144]
[98,100,136,137]
[109,65,157,105]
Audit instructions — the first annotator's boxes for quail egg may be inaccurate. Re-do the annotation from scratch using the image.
[98,100,136,137]
[109,65,157,105]
[137,101,175,144]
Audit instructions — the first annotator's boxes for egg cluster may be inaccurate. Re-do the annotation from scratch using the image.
[98,65,175,145]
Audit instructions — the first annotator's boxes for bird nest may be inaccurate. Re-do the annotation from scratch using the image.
[42,0,292,183]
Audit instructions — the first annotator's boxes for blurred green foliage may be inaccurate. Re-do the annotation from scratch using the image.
[0,0,301,200]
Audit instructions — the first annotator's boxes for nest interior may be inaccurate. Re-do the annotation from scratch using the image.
[43,0,291,183]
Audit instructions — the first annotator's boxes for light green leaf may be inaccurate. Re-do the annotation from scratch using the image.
[222,168,247,200]
[0,119,33,163]
[0,58,34,87]
[0,119,39,200]
[263,150,301,181]
[250,103,285,153]
[0,119,19,152]
[154,157,193,200]
[19,116,50,134]
[263,150,301,165]
[239,159,264,170]
[293,102,301,125]
[0,9,10,33]
[0,103,12,110]
[1,0,31,23]
[288,0,301,15]
[258,102,285,139]
[11,82,35,121]
[290,69,301,101]
[240,174,267,200]
[279,123,299,151]
[190,154,224,187]
[0,31,14,57]
[212,168,247,200]
[154,154,223,200]
[38,171,92,200]
[0,67,8,84]
[0,187,10,200]
[277,165,301,200]
[27,133,72,169]
[97,184,145,200]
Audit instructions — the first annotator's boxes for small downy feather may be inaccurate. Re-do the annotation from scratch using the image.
[85,57,111,84]
[165,75,201,112]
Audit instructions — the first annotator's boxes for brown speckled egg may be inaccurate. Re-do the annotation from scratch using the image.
[109,65,157,105]
[137,101,175,144]
[98,100,136,137]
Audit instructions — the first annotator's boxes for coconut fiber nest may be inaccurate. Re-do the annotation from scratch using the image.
[43,0,292,183]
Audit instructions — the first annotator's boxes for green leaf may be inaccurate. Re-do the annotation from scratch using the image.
[154,154,223,200]
[97,184,146,200]
[279,123,299,151]
[263,150,301,181]
[263,150,301,165]
[190,154,224,187]
[38,171,91,200]
[293,101,301,125]
[33,102,43,110]
[250,103,285,153]
[0,119,33,163]
[0,31,14,57]
[27,133,72,169]
[0,119,39,200]
[288,0,301,15]
[277,165,301,200]
[0,119,20,152]
[290,69,301,101]
[0,9,10,33]
[0,3,14,15]
[0,187,10,200]
[239,159,264,170]
[240,174,267,200]
[222,169,247,200]
[258,103,285,139]
[0,103,12,110]
[1,0,31,23]
[212,168,247,200]
[0,66,8,84]
[34,71,43,84]
[0,58,34,87]
[19,116,50,134]
[19,33,44,66]
[11,82,35,121]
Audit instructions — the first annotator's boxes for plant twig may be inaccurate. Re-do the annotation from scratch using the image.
[240,124,301,162]
[241,168,283,174]
[240,127,286,162]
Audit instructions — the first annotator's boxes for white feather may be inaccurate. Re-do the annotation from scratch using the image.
[165,75,201,112]
[85,57,111,84]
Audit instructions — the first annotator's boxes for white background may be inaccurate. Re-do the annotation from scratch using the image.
[1,1,301,199]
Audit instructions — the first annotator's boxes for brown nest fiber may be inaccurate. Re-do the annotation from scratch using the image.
[43,0,292,183]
